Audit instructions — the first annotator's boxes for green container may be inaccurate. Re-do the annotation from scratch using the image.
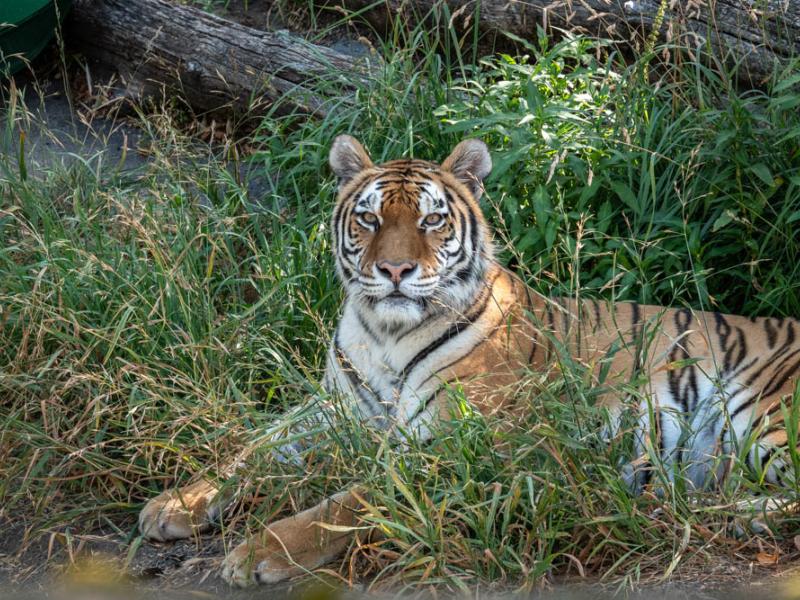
[0,0,73,76]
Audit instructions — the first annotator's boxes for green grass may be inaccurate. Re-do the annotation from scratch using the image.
[1,12,800,591]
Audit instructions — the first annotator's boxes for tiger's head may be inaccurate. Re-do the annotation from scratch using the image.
[329,136,494,328]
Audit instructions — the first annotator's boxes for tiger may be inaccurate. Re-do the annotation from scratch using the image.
[138,136,800,586]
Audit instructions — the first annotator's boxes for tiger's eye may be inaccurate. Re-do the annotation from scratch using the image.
[423,213,444,227]
[361,212,379,225]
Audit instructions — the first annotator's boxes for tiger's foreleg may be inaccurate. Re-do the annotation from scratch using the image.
[139,403,326,542]
[218,389,448,585]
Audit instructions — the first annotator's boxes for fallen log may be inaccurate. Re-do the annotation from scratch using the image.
[338,0,800,84]
[66,0,370,117]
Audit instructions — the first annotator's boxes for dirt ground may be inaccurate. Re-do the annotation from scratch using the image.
[2,510,799,599]
[0,515,299,597]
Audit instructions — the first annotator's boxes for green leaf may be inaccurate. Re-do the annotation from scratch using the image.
[712,210,734,232]
[610,181,638,214]
[750,163,775,187]
[532,185,550,231]
[578,179,601,205]
[545,221,558,249]
[773,71,800,93]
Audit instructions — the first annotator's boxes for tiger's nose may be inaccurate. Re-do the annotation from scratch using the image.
[377,260,417,284]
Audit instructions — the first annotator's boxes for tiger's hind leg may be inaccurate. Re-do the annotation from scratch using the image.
[727,496,800,538]
[723,421,800,537]
[619,401,690,495]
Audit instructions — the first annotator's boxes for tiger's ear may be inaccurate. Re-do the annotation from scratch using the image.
[330,135,374,187]
[441,139,492,199]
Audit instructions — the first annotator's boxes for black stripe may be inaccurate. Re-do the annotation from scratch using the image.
[336,203,354,263]
[334,175,374,226]
[407,337,493,427]
[763,353,800,396]
[374,177,418,188]
[356,310,380,344]
[443,189,456,212]
[642,408,663,488]
[764,318,779,349]
[730,326,748,372]
[667,308,695,414]
[398,272,498,389]
[631,302,641,331]
[751,321,799,385]
[728,357,759,383]
[592,299,601,328]
[717,375,762,455]
[759,346,800,387]
[630,302,642,374]
[413,328,496,401]
[714,312,732,373]
[382,321,406,337]
[339,262,355,281]
[729,393,762,423]
[758,322,799,382]
[439,205,469,283]
[395,312,438,344]
[339,361,379,417]
[453,205,481,282]
[546,303,556,334]
[713,312,748,375]
[641,466,653,488]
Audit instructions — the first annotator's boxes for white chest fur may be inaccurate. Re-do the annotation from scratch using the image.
[323,295,496,436]
[323,299,454,427]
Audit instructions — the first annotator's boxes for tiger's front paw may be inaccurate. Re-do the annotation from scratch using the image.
[139,479,220,542]
[221,537,306,587]
[221,490,363,587]
[221,518,352,586]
